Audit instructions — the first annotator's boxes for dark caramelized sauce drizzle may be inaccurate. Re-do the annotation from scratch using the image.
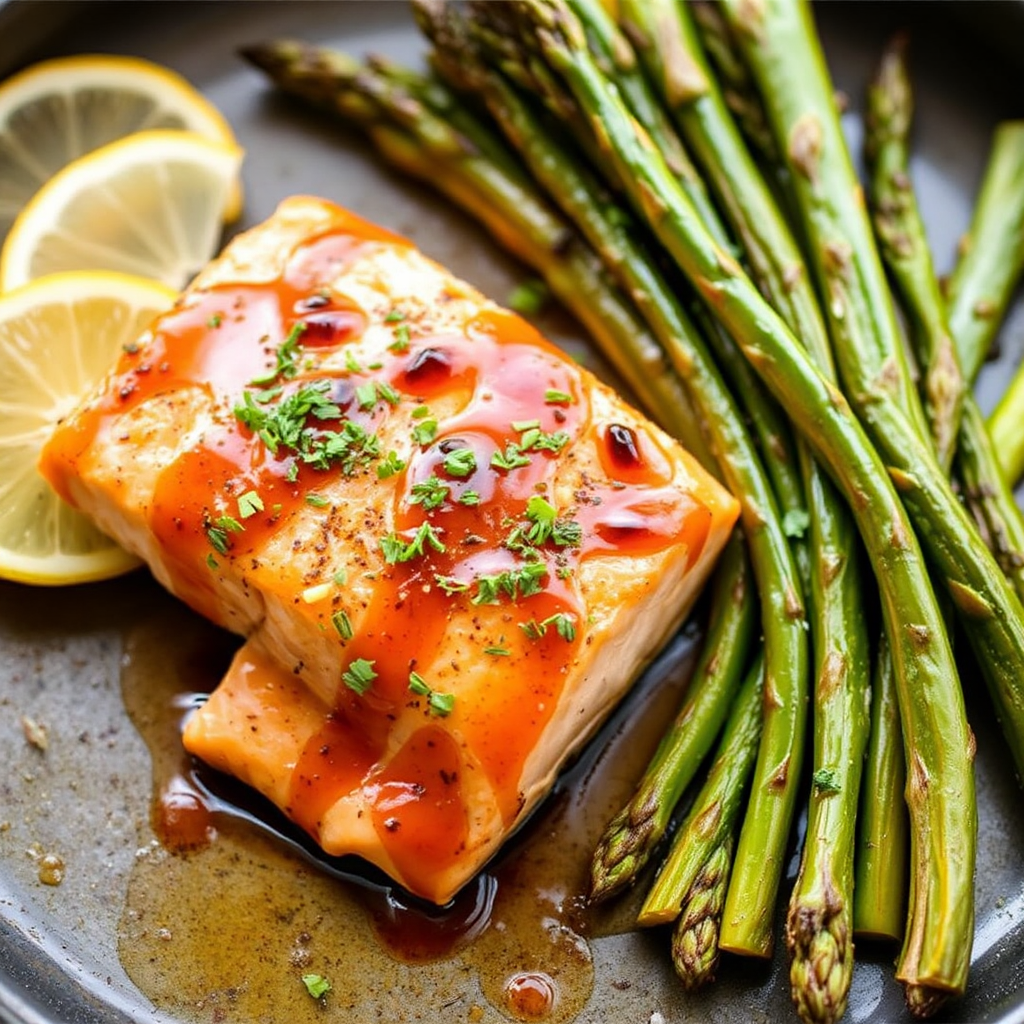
[118,597,701,1023]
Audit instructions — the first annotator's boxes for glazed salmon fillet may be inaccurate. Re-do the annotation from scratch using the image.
[40,196,740,903]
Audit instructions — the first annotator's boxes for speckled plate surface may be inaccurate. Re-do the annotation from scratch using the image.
[1,3,1024,1023]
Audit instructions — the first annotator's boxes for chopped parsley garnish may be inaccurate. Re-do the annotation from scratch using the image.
[484,646,510,657]
[519,425,570,453]
[237,490,264,519]
[459,490,481,507]
[408,672,455,717]
[544,388,573,405]
[377,451,407,479]
[435,575,470,595]
[380,522,446,564]
[305,493,329,507]
[342,658,377,695]
[412,417,439,446]
[411,405,431,420]
[519,612,578,643]
[332,610,353,640]
[491,442,532,472]
[344,349,362,373]
[206,526,230,555]
[389,323,411,352]
[507,278,548,316]
[206,553,219,570]
[250,322,307,385]
[409,474,450,511]
[333,569,348,586]
[523,495,582,548]
[302,974,331,1000]
[356,380,401,410]
[206,313,223,329]
[443,447,477,478]
[384,308,406,323]
[472,562,547,605]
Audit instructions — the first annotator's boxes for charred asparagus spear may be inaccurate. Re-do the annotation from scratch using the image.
[867,37,1024,606]
[614,2,869,1014]
[638,653,763,928]
[964,123,1024,485]
[438,0,809,922]
[481,0,978,1008]
[948,121,1024,388]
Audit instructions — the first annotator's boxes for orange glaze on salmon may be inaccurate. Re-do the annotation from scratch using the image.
[40,196,740,903]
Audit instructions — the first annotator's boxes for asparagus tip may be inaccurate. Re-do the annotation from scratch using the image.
[786,902,853,1024]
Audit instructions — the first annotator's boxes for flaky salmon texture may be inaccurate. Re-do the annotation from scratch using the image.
[40,196,740,903]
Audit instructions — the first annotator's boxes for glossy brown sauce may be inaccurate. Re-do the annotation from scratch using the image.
[116,596,701,1023]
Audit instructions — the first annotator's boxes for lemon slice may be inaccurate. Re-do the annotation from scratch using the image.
[0,270,176,585]
[0,129,243,293]
[0,53,241,244]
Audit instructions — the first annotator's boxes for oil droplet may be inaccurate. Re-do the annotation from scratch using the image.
[504,971,557,1021]
[38,853,65,886]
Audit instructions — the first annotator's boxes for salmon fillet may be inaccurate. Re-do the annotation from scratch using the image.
[40,196,740,903]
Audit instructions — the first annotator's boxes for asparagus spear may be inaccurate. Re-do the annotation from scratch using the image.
[947,121,1024,387]
[866,37,1024,606]
[639,652,764,927]
[617,3,870,1010]
[567,0,810,544]
[853,635,908,942]
[969,124,1024,484]
[717,4,1024,791]
[865,35,965,472]
[458,0,810,937]
[671,835,734,991]
[485,0,978,1004]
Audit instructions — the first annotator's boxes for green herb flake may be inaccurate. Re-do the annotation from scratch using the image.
[389,323,411,352]
[302,974,331,1000]
[332,610,353,641]
[305,493,330,508]
[377,451,407,480]
[214,515,244,533]
[472,562,547,605]
[249,322,307,385]
[333,569,348,586]
[435,575,470,595]
[544,389,573,405]
[507,278,549,316]
[491,442,531,472]
[411,405,431,420]
[409,474,450,511]
[206,553,219,571]
[813,768,842,793]
[545,612,577,642]
[206,526,229,555]
[428,690,455,716]
[342,658,377,695]
[384,308,406,324]
[237,490,264,519]
[512,419,541,432]
[459,490,481,507]
[484,646,510,657]
[344,349,363,373]
[408,671,431,696]
[355,381,377,409]
[443,447,477,478]
[412,418,438,446]
[380,522,446,564]
[206,313,223,329]
[377,380,400,406]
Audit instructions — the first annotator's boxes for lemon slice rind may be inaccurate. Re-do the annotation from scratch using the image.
[0,129,243,293]
[0,270,177,586]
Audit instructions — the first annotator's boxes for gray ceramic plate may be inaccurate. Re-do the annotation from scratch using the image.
[2,3,1024,1023]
